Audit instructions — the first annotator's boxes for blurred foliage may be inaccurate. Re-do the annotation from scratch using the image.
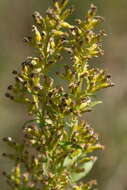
[0,0,127,190]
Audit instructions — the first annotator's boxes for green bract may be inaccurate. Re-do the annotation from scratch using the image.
[3,0,113,190]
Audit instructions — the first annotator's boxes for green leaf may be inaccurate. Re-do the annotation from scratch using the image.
[71,158,97,182]
[63,151,82,167]
[89,100,102,108]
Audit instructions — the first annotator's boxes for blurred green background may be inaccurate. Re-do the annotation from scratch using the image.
[0,0,127,189]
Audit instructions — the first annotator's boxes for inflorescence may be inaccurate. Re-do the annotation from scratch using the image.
[3,0,113,190]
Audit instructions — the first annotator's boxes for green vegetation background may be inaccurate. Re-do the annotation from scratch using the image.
[0,0,127,189]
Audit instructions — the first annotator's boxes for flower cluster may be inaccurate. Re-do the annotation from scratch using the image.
[3,0,113,189]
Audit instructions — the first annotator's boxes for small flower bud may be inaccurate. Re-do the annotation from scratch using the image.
[8,85,13,90]
[5,93,11,98]
[12,70,18,75]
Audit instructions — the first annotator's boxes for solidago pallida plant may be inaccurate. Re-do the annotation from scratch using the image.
[3,0,113,189]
